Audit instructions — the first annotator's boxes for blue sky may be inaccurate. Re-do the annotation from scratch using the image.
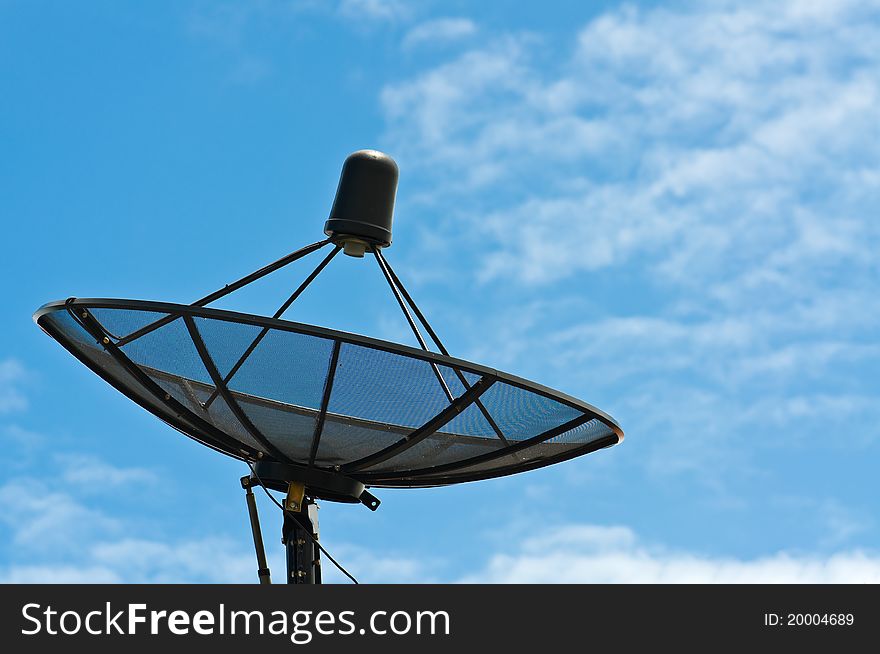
[2,0,879,582]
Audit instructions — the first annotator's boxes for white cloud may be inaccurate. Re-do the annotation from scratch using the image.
[403,18,477,50]
[10,523,880,583]
[6,513,877,583]
[461,524,880,583]
[381,34,544,188]
[772,497,871,548]
[0,454,416,584]
[0,539,261,584]
[0,359,28,414]
[1,536,430,584]
[1,424,44,449]
[0,479,122,550]
[1,449,872,584]
[89,538,258,584]
[187,2,254,47]
[55,454,159,488]
[379,0,880,485]
[384,0,880,286]
[0,468,259,583]
[338,0,409,23]
[0,433,255,581]
[324,544,438,583]
[0,456,152,554]
[1,565,123,584]
[539,314,880,387]
[0,525,428,585]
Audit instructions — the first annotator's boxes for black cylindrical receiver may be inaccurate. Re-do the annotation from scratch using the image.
[324,150,398,249]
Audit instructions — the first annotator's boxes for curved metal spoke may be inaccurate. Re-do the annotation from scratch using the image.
[183,314,289,463]
[308,340,342,466]
[342,375,495,473]
[66,304,259,460]
[369,433,620,487]
[356,412,599,482]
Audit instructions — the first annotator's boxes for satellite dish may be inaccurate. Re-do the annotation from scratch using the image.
[34,150,623,584]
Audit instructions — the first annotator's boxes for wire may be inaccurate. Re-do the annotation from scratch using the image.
[245,462,359,584]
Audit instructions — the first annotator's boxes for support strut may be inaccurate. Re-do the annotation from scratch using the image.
[371,247,455,403]
[115,238,332,347]
[202,244,342,409]
[241,476,272,584]
[373,249,511,446]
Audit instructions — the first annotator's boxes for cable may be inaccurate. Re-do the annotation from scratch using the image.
[245,462,359,584]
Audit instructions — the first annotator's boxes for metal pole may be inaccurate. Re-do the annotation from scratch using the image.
[283,500,321,584]
[241,476,272,584]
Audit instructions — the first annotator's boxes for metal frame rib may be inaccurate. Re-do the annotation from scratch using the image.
[372,433,620,488]
[356,412,598,481]
[202,244,342,409]
[183,314,289,463]
[308,340,341,466]
[116,238,332,347]
[342,375,495,473]
[65,304,260,461]
[374,249,511,447]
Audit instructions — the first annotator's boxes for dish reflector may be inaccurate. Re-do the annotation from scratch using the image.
[36,299,621,493]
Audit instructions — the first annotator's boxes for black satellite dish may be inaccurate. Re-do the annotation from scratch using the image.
[34,150,623,584]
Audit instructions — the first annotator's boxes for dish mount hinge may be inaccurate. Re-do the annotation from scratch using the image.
[284,480,306,512]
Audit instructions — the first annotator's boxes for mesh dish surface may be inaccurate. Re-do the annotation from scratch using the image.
[35,299,622,487]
